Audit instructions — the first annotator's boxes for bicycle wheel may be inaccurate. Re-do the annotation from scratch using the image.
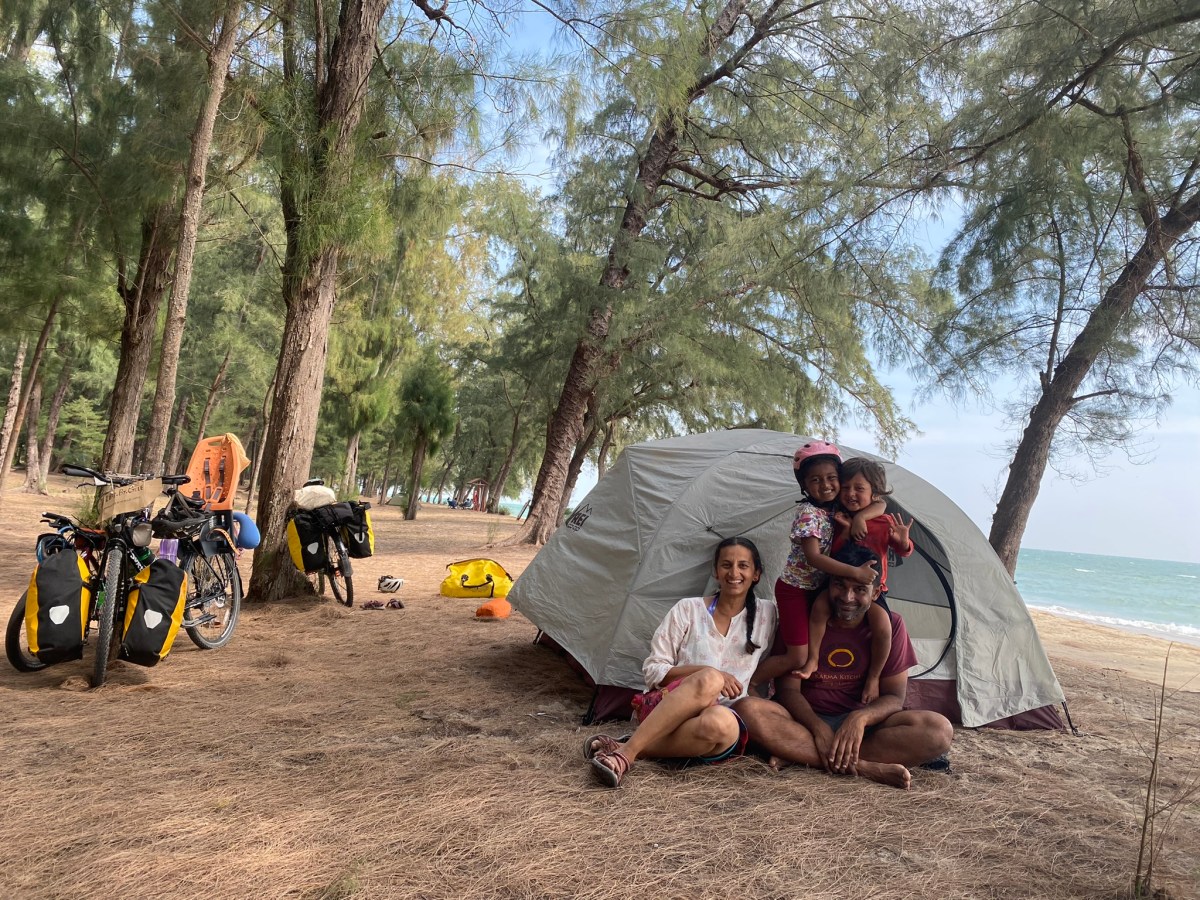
[181,551,242,650]
[324,533,354,607]
[91,551,122,688]
[5,593,46,672]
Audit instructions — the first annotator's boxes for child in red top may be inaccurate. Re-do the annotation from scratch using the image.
[798,457,913,702]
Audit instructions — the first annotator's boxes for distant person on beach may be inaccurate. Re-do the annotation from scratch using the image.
[736,545,953,790]
[583,537,778,789]
[750,441,884,692]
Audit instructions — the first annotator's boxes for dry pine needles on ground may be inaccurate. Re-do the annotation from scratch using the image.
[0,476,1197,899]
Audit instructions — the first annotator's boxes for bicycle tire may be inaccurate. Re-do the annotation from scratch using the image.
[182,550,242,650]
[5,593,47,673]
[325,533,353,607]
[91,551,122,688]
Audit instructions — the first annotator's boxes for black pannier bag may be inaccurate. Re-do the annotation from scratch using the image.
[25,548,91,665]
[120,559,187,667]
[286,508,328,573]
[335,501,374,559]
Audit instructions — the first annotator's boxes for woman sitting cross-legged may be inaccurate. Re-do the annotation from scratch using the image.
[585,536,779,788]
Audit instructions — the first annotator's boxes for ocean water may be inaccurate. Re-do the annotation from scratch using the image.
[1015,548,1200,647]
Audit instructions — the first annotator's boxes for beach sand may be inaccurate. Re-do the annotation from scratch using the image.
[0,476,1196,899]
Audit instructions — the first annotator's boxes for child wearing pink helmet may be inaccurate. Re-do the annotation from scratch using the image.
[751,441,884,692]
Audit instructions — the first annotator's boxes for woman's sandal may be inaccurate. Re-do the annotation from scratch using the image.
[590,749,630,788]
[582,733,621,760]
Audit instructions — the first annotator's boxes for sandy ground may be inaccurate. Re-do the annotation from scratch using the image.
[1,474,1198,900]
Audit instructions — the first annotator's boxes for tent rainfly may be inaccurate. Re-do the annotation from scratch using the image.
[508,430,1065,729]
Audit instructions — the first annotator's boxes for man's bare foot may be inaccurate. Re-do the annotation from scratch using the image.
[767,755,794,772]
[855,760,911,789]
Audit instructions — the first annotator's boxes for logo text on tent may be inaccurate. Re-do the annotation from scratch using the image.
[565,504,592,531]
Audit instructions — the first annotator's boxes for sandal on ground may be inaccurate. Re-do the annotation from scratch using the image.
[362,600,385,610]
[590,750,630,788]
[386,599,404,610]
[582,733,632,760]
[582,733,620,760]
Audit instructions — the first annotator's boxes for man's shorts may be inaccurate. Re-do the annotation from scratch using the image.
[817,711,881,737]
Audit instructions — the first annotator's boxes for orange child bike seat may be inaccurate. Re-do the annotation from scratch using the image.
[184,433,249,511]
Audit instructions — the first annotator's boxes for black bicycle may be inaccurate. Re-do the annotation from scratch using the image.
[154,483,243,650]
[291,478,355,608]
[5,464,167,686]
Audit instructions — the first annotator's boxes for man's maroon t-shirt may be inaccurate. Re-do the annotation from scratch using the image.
[801,611,919,715]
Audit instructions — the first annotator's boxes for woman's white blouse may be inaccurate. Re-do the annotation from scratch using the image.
[642,595,779,703]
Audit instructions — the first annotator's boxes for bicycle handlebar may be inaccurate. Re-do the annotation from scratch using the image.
[62,463,189,488]
[40,511,76,529]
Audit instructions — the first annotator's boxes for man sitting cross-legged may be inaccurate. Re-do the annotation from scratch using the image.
[735,545,952,790]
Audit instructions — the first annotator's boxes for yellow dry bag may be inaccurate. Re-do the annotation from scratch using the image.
[440,558,513,599]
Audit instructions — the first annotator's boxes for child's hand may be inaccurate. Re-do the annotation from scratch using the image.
[854,559,879,585]
[889,515,913,552]
[797,658,818,679]
[861,675,880,704]
[833,511,851,534]
[850,512,869,542]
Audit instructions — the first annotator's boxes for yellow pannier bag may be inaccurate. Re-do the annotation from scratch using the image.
[120,560,187,667]
[286,508,328,573]
[25,549,91,665]
[440,558,513,599]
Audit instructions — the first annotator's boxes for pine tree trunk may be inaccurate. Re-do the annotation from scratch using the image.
[404,437,428,521]
[246,0,389,603]
[488,405,524,512]
[551,415,599,523]
[102,202,180,473]
[193,348,232,444]
[989,188,1200,573]
[0,336,28,494]
[0,296,60,507]
[344,431,361,497]
[432,422,458,501]
[504,0,749,546]
[39,360,73,482]
[505,109,676,545]
[142,4,241,473]
[165,391,191,475]
[247,250,339,601]
[22,378,43,493]
[378,439,394,505]
[245,370,274,514]
[596,420,616,480]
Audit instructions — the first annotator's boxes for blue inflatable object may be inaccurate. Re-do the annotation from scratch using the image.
[231,511,261,549]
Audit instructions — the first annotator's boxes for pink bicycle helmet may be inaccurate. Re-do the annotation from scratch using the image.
[793,440,842,470]
[793,440,842,488]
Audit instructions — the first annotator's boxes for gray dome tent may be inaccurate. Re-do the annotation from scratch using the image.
[509,430,1065,729]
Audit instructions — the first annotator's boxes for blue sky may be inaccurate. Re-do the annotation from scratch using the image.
[839,389,1200,565]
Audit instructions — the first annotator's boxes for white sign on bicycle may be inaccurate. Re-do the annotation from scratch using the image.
[97,479,163,521]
